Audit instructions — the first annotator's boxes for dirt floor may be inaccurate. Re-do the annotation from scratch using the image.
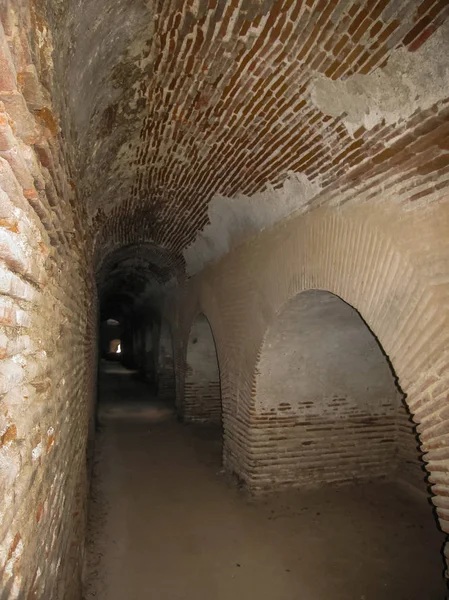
[83,362,447,600]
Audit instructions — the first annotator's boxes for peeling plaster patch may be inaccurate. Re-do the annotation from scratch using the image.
[32,442,43,461]
[183,172,321,275]
[310,20,449,137]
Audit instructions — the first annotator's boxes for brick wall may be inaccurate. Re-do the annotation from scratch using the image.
[0,4,94,599]
[2,0,448,594]
[252,290,402,490]
[80,0,449,262]
[157,319,176,403]
[167,196,449,557]
[397,401,428,493]
[184,313,221,425]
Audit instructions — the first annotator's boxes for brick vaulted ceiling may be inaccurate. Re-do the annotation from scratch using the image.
[39,0,449,279]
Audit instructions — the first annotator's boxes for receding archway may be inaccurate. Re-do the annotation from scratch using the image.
[184,313,222,425]
[109,338,121,354]
[157,320,176,403]
[254,289,427,490]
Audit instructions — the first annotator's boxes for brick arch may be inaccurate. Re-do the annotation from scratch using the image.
[252,287,422,490]
[225,207,448,545]
[183,312,222,425]
[197,286,244,470]
[176,204,448,554]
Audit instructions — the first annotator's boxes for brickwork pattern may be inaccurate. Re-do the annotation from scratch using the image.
[81,0,449,260]
[1,0,448,596]
[252,290,403,489]
[184,313,221,424]
[0,4,95,599]
[397,401,428,492]
[167,198,449,562]
[157,320,176,403]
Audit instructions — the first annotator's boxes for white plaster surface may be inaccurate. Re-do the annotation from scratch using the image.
[310,20,449,137]
[183,172,321,275]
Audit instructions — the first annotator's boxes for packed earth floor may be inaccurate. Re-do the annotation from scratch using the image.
[83,362,447,600]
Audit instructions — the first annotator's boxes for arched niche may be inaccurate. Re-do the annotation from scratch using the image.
[253,290,426,490]
[184,313,222,425]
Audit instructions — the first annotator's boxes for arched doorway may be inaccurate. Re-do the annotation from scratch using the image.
[253,290,426,490]
[184,313,222,425]
[157,320,176,403]
[109,338,121,354]
[100,318,122,360]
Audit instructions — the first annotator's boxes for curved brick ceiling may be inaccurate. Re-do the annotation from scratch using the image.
[42,0,449,272]
[96,242,180,317]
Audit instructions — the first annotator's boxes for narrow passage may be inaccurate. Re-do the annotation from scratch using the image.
[84,362,446,600]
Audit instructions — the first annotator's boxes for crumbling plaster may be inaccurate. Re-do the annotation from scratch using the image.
[311,20,449,137]
[36,0,449,280]
[183,20,449,274]
[183,172,321,275]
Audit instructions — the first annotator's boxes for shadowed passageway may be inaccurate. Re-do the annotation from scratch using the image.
[3,3,449,596]
[84,362,446,600]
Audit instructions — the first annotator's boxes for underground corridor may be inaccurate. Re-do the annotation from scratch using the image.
[1,1,449,599]
[82,286,447,600]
